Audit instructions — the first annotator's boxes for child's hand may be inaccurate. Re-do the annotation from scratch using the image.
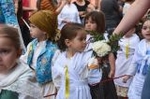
[122,75,131,83]
[88,57,99,69]
[108,70,115,78]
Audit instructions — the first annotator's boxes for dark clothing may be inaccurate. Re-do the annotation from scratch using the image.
[73,0,90,20]
[17,0,31,47]
[0,90,19,99]
[101,0,122,29]
[89,64,118,99]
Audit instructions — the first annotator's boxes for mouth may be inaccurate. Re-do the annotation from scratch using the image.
[145,34,150,36]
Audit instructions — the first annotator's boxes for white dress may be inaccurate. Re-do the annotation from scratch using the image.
[127,39,150,99]
[114,34,140,87]
[57,3,81,30]
[52,51,93,99]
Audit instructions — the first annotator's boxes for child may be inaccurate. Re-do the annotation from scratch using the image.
[57,0,81,30]
[0,24,42,99]
[52,23,99,99]
[123,17,150,99]
[84,11,117,99]
[114,27,140,99]
[20,10,58,99]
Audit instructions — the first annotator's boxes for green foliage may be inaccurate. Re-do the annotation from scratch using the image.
[89,30,123,53]
[108,33,123,52]
[87,31,104,42]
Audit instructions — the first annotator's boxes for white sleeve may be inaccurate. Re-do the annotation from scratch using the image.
[126,46,139,76]
[52,54,61,89]
[20,42,32,64]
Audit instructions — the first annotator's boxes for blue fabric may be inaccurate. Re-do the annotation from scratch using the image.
[136,50,150,76]
[141,66,150,99]
[0,0,18,26]
[141,50,150,99]
[27,39,58,84]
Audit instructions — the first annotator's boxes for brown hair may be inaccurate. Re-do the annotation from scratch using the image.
[84,11,106,34]
[0,24,21,50]
[58,23,85,51]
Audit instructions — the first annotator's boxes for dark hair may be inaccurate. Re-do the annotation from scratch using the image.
[0,24,21,50]
[58,23,85,51]
[84,11,106,34]
[125,0,135,2]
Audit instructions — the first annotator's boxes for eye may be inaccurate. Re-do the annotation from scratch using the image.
[30,24,36,28]
[142,26,148,30]
[142,26,150,30]
[0,49,11,55]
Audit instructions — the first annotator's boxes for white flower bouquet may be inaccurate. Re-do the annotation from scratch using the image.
[88,33,123,69]
[92,40,111,57]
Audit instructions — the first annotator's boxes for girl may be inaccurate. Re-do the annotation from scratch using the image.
[114,27,140,99]
[52,23,100,99]
[84,11,117,99]
[20,10,58,99]
[123,17,150,99]
[0,24,41,99]
[57,0,81,30]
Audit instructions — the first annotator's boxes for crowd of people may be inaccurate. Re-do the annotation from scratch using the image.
[0,0,150,99]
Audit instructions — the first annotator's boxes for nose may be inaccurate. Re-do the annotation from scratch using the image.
[0,56,2,61]
[83,40,87,45]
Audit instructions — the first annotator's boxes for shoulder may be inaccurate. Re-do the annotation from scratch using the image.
[139,39,146,44]
[137,39,147,48]
[131,34,140,41]
[46,41,58,49]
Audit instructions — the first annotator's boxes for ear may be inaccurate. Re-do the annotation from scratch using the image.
[17,49,22,58]
[65,39,71,47]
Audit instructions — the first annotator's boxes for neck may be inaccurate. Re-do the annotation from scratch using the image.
[77,0,85,4]
[146,40,150,45]
[66,49,76,59]
[38,35,47,42]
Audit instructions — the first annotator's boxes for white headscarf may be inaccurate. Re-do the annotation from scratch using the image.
[0,60,42,99]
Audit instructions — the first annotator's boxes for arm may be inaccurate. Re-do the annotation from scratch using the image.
[113,0,150,34]
[23,7,37,12]
[55,0,67,14]
[108,53,116,78]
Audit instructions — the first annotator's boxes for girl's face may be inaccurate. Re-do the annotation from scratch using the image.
[66,30,87,53]
[30,24,46,41]
[141,20,150,41]
[0,37,20,73]
[85,17,97,32]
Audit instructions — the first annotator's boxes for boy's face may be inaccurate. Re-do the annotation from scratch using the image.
[0,37,20,73]
[29,24,46,41]
[85,17,97,32]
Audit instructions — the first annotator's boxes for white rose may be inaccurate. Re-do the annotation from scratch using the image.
[92,40,111,57]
